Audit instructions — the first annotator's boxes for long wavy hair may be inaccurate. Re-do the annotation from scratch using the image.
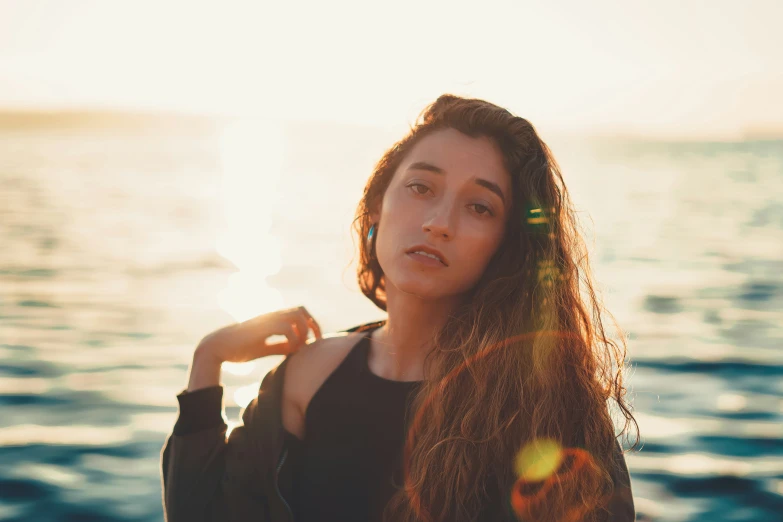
[349,94,638,522]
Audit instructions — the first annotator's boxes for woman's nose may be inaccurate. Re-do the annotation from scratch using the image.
[422,215,452,238]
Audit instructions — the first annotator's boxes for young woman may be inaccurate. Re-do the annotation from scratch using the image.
[162,94,638,522]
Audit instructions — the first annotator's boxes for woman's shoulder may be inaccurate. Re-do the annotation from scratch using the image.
[286,330,357,385]
[286,318,383,383]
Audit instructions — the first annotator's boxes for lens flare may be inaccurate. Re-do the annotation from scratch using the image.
[514,438,563,482]
[510,442,603,522]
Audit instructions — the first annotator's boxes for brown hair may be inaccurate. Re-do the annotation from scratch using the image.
[350,94,638,521]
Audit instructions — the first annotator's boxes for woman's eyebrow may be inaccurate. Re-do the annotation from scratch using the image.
[406,160,506,208]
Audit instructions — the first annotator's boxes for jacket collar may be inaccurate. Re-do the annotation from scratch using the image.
[246,351,292,489]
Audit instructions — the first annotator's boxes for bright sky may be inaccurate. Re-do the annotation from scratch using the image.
[0,0,781,138]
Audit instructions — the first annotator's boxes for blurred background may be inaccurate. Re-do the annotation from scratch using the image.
[1,0,781,520]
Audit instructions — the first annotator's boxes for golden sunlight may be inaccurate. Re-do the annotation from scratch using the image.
[233,382,262,409]
[215,117,288,376]
[215,118,286,319]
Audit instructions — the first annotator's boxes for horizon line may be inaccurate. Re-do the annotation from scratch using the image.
[0,104,781,143]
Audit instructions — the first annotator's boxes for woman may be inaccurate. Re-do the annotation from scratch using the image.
[161,94,638,521]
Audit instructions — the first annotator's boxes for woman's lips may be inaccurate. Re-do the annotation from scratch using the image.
[407,252,446,267]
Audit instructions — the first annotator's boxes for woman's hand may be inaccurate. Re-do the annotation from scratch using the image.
[195,306,323,364]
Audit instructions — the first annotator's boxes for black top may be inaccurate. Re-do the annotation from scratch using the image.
[283,325,424,522]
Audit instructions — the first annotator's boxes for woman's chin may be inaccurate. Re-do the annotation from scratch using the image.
[389,277,452,299]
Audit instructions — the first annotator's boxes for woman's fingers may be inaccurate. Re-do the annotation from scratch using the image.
[306,313,322,341]
[196,305,323,362]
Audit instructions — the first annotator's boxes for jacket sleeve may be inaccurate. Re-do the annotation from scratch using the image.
[160,385,267,522]
[599,439,635,521]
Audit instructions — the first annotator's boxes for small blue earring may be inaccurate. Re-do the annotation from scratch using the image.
[367,224,375,241]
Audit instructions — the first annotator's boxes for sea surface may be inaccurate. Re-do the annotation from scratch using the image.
[0,113,781,521]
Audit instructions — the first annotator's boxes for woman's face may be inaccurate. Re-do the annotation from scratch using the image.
[371,127,511,299]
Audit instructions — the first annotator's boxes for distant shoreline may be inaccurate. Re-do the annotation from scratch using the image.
[0,108,780,143]
[0,108,228,132]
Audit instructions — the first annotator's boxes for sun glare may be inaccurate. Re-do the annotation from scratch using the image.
[215,117,286,321]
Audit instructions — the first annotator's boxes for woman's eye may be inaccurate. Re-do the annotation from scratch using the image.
[409,183,430,195]
[408,183,494,217]
[472,204,493,216]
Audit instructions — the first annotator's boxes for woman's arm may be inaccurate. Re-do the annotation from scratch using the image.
[187,347,223,392]
[161,385,229,522]
[160,353,270,522]
[161,386,269,522]
[161,306,320,521]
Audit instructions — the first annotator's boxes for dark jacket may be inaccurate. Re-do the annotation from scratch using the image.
[160,320,635,521]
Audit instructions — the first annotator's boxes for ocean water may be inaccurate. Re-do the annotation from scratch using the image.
[0,113,781,521]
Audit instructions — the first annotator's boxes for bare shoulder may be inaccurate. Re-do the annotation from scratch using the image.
[281,330,363,439]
